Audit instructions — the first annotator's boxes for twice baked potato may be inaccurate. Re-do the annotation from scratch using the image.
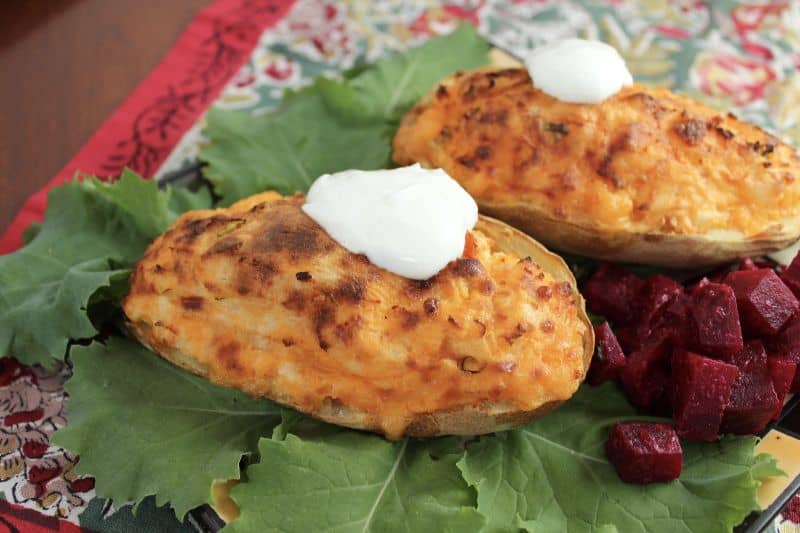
[123,192,593,439]
[393,68,800,267]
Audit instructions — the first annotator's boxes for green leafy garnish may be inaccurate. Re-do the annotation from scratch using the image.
[79,496,193,533]
[199,24,490,203]
[53,338,282,519]
[228,417,485,533]
[0,171,207,365]
[457,384,781,533]
[88,169,174,239]
[0,176,152,363]
[317,23,489,123]
[201,87,389,202]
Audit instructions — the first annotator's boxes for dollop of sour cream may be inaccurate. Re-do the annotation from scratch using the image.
[524,38,633,104]
[302,165,478,280]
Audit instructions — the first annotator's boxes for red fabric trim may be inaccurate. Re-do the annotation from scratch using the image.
[0,0,295,254]
[0,500,86,532]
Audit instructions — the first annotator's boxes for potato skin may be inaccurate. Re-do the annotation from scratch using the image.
[122,193,592,439]
[392,68,800,267]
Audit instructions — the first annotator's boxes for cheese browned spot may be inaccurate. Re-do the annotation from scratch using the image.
[123,192,590,438]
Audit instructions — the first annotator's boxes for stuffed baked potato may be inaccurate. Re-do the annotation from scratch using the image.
[122,192,593,439]
[393,67,800,267]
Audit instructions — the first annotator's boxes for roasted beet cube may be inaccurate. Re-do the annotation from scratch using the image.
[614,324,640,355]
[605,422,682,484]
[739,257,758,271]
[643,291,690,350]
[706,265,736,284]
[583,264,644,325]
[721,341,779,435]
[587,322,627,385]
[780,253,800,299]
[767,314,800,363]
[688,282,743,359]
[637,275,684,332]
[767,357,797,420]
[640,275,684,318]
[620,336,671,409]
[671,350,739,441]
[724,269,799,336]
[687,276,711,293]
[614,278,686,362]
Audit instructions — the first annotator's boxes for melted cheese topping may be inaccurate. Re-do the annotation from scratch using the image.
[123,193,588,438]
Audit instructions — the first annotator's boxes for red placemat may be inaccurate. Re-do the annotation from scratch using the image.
[0,0,294,255]
[0,499,86,532]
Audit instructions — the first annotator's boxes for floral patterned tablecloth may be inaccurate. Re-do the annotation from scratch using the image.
[2,0,800,531]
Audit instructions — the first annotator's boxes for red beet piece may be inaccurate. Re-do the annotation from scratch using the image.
[605,422,682,484]
[780,253,800,298]
[724,269,799,336]
[767,314,800,363]
[583,264,644,325]
[706,265,736,284]
[794,368,800,393]
[647,292,691,349]
[768,316,800,394]
[739,258,758,271]
[687,277,711,293]
[767,356,797,420]
[614,276,687,356]
[587,322,627,385]
[720,341,780,435]
[671,350,739,441]
[641,275,684,317]
[688,282,743,359]
[620,336,671,409]
[638,275,684,333]
[614,324,640,355]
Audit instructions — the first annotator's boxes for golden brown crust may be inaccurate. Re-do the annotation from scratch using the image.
[392,68,800,267]
[123,192,592,439]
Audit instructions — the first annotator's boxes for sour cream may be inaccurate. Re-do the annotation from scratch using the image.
[302,165,478,280]
[525,38,633,104]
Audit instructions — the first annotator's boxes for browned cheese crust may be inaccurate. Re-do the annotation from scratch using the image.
[122,192,592,439]
[392,68,800,267]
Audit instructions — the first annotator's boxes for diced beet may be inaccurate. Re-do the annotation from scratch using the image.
[638,275,684,332]
[767,356,797,420]
[645,291,690,350]
[688,277,711,292]
[780,253,800,298]
[770,322,800,394]
[587,322,627,385]
[766,314,800,363]
[619,278,688,356]
[640,275,684,317]
[620,336,671,409]
[614,324,640,355]
[688,282,743,359]
[706,265,736,284]
[671,350,739,441]
[739,258,758,271]
[583,264,644,325]
[724,269,799,337]
[720,341,780,435]
[605,422,682,484]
